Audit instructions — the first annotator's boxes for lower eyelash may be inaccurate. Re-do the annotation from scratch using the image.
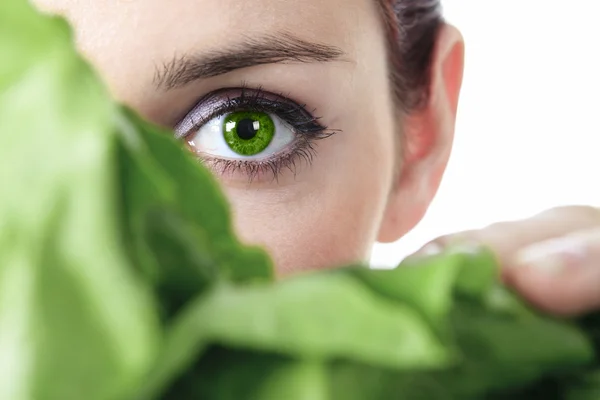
[197,133,333,183]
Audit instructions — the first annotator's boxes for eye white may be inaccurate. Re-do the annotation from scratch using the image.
[188,113,295,160]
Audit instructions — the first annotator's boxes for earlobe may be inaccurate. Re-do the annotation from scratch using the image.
[377,24,465,244]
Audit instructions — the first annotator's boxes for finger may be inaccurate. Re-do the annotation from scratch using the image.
[414,206,600,267]
[505,227,600,316]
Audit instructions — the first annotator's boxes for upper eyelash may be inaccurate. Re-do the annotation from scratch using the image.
[176,85,333,139]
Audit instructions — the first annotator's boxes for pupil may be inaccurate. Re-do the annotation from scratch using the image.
[237,118,259,140]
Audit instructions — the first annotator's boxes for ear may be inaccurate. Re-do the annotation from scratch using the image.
[377,23,465,243]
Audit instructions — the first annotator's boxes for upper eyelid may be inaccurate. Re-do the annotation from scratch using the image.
[173,92,225,138]
[174,87,326,139]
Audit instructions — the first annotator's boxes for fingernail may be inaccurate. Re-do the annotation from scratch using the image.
[514,236,587,275]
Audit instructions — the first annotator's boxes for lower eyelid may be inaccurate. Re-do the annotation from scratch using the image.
[198,142,318,184]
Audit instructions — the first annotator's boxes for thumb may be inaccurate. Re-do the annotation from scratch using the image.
[504,228,600,316]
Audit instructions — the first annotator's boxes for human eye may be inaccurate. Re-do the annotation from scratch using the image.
[174,87,338,182]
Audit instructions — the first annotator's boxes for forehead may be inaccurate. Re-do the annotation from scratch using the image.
[34,0,388,123]
[43,0,379,59]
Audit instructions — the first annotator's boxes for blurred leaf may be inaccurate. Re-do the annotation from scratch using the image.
[157,249,598,399]
[117,111,274,318]
[142,271,449,399]
[0,2,159,400]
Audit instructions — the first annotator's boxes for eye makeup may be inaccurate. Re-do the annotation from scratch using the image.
[174,86,340,182]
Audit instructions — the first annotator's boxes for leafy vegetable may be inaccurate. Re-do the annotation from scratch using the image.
[2,1,599,400]
[0,4,159,400]
[117,110,274,320]
[157,250,596,400]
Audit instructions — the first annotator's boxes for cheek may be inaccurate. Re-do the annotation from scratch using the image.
[223,117,396,276]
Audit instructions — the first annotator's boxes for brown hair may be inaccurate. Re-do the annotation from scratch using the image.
[376,0,443,111]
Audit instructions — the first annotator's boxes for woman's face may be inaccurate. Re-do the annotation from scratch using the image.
[35,0,460,275]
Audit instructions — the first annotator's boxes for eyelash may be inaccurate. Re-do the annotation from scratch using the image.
[176,86,339,182]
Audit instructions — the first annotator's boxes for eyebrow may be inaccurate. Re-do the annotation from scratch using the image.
[153,32,346,91]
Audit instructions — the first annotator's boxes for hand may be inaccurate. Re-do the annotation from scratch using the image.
[413,206,600,316]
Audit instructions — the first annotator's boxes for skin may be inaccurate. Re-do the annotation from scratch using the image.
[34,0,600,316]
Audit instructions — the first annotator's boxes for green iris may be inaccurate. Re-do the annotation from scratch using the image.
[223,111,275,156]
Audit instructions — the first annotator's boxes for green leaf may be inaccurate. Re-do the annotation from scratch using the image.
[143,272,450,399]
[347,251,464,329]
[0,0,65,91]
[156,248,598,399]
[446,299,594,397]
[328,361,451,400]
[115,109,274,324]
[198,274,449,367]
[163,347,331,400]
[0,2,160,400]
[117,110,274,289]
[565,370,600,400]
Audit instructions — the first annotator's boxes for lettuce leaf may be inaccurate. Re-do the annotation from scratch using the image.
[155,249,596,399]
[0,3,159,400]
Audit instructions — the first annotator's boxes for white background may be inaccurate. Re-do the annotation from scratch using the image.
[371,0,600,268]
